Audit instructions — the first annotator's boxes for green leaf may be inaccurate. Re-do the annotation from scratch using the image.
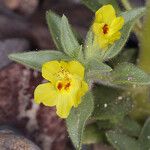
[106,130,141,150]
[83,123,103,144]
[84,30,95,60]
[87,59,112,73]
[119,117,141,137]
[138,118,150,150]
[97,120,115,130]
[92,85,132,123]
[81,0,120,12]
[9,50,69,71]
[110,48,136,67]
[46,11,82,51]
[103,7,146,60]
[84,30,106,62]
[111,63,150,85]
[122,7,145,24]
[46,11,63,50]
[61,15,80,58]
[66,92,94,150]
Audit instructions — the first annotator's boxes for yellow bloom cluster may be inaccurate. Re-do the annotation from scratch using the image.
[34,61,88,118]
[34,5,124,119]
[93,5,124,48]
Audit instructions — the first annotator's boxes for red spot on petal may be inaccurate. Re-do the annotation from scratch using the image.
[57,82,63,90]
[103,24,109,34]
[65,82,71,90]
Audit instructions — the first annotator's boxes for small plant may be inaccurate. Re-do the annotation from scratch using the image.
[9,0,150,149]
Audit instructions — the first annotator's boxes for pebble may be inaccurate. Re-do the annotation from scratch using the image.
[0,38,29,69]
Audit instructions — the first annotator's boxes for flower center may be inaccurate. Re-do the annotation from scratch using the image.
[102,24,109,34]
[56,67,72,91]
[57,81,71,91]
[57,82,63,90]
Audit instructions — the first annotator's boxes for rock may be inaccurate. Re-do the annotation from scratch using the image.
[0,128,41,150]
[0,64,70,150]
[0,38,30,69]
[3,0,39,15]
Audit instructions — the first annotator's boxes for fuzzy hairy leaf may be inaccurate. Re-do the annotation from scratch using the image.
[139,118,150,150]
[61,15,80,58]
[83,123,103,144]
[87,59,112,73]
[106,131,141,150]
[92,85,132,123]
[46,11,63,50]
[119,117,141,137]
[66,92,94,150]
[111,63,150,85]
[103,7,146,60]
[110,48,136,66]
[9,50,69,71]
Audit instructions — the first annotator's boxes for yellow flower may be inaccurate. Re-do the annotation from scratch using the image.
[92,5,124,49]
[34,60,88,118]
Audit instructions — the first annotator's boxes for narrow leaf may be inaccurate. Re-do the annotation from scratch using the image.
[9,50,69,71]
[106,131,141,150]
[61,15,80,58]
[46,11,63,50]
[119,117,141,137]
[84,30,105,61]
[66,92,94,150]
[92,85,132,123]
[111,63,150,85]
[122,7,145,24]
[83,123,103,144]
[87,59,112,73]
[138,118,150,150]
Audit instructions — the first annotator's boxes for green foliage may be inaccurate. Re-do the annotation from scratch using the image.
[9,50,69,71]
[46,11,63,50]
[106,130,141,150]
[110,48,136,66]
[61,15,81,58]
[86,59,112,73]
[106,117,150,150]
[118,117,141,137]
[111,63,150,85]
[103,7,146,60]
[83,123,103,144]
[8,2,150,150]
[66,92,94,150]
[92,85,132,124]
[139,118,150,150]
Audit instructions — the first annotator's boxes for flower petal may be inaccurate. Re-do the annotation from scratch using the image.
[42,61,60,82]
[95,5,116,25]
[56,94,74,118]
[92,23,103,35]
[95,35,109,49]
[34,83,58,106]
[74,81,89,107]
[109,31,121,44]
[110,17,124,35]
[67,61,85,79]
